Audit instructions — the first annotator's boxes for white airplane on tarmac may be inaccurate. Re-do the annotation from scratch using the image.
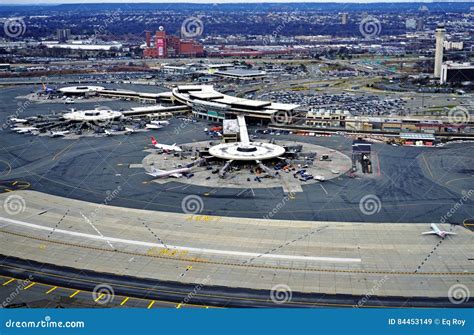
[422,223,457,239]
[150,120,170,126]
[10,118,28,123]
[125,127,136,134]
[151,137,182,152]
[145,124,163,130]
[146,166,191,179]
[50,130,69,137]
[12,127,37,133]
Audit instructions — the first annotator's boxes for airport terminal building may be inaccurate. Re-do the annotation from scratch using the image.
[172,85,300,123]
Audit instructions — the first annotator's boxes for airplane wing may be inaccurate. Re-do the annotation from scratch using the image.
[444,232,457,235]
[170,173,182,178]
[421,231,437,235]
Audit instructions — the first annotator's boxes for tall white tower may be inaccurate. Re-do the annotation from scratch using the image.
[434,24,446,78]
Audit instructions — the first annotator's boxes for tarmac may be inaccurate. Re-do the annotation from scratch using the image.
[1,84,473,307]
[1,86,473,223]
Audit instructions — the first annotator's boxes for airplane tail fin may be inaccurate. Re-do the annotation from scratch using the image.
[151,136,157,145]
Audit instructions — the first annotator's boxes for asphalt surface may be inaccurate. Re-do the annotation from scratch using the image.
[1,85,473,223]
[2,255,470,308]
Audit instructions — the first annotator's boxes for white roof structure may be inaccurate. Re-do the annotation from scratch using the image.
[59,86,105,94]
[209,142,285,161]
[63,108,122,122]
[172,85,299,118]
[209,115,285,161]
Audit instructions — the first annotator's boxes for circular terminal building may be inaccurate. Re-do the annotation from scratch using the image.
[209,142,285,161]
[63,108,123,122]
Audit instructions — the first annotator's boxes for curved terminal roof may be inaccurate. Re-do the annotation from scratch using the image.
[172,85,299,116]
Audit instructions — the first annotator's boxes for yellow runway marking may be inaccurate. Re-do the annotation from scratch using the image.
[23,282,36,290]
[69,290,81,298]
[46,286,58,294]
[12,181,17,186]
[446,177,474,185]
[52,141,76,161]
[95,293,105,302]
[120,297,129,306]
[2,278,15,286]
[176,303,182,309]
[147,300,155,309]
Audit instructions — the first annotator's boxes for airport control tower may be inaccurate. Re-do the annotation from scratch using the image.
[434,24,446,78]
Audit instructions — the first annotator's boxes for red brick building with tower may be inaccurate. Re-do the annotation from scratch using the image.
[143,30,204,58]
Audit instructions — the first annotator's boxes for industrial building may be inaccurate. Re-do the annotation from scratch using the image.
[440,62,474,84]
[143,30,204,58]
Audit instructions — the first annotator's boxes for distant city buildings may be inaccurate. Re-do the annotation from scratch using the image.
[56,28,71,42]
[340,13,349,25]
[443,40,463,51]
[405,19,417,30]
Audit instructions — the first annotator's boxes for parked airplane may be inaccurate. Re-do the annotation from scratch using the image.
[50,130,69,137]
[12,127,37,134]
[146,166,191,179]
[150,120,170,126]
[151,137,182,152]
[10,118,28,123]
[145,124,163,130]
[422,223,457,239]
